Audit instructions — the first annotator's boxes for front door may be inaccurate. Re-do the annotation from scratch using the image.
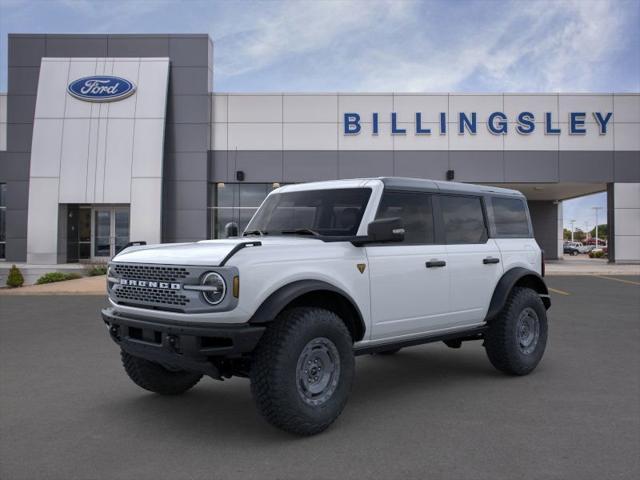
[366,191,451,341]
[92,206,130,260]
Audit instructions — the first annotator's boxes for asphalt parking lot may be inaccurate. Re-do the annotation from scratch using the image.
[1,275,639,480]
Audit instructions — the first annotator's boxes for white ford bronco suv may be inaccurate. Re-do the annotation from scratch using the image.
[102,177,550,435]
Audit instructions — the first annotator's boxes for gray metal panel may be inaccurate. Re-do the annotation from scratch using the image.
[208,151,229,182]
[607,183,615,262]
[231,151,283,182]
[45,35,108,57]
[6,208,28,239]
[167,95,210,124]
[166,153,209,182]
[8,35,45,67]
[169,36,211,67]
[163,209,208,241]
[0,152,29,181]
[338,151,393,178]
[394,151,448,180]
[6,95,36,124]
[107,35,170,57]
[7,67,40,95]
[449,151,505,182]
[169,67,210,95]
[528,200,560,260]
[614,151,640,182]
[164,180,208,210]
[559,151,614,182]
[0,153,30,181]
[6,124,33,153]
[165,123,210,153]
[6,180,29,208]
[283,151,338,182]
[5,237,26,262]
[504,151,559,182]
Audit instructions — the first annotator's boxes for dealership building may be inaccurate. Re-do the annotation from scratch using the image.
[0,33,638,268]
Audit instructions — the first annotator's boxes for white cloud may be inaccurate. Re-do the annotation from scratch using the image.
[213,0,635,92]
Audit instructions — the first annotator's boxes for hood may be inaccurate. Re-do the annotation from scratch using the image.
[112,236,323,266]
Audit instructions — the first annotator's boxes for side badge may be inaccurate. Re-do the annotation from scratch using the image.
[357,263,366,274]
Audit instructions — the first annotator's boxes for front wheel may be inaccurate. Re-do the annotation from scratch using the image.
[121,351,202,395]
[250,307,355,435]
[484,287,548,376]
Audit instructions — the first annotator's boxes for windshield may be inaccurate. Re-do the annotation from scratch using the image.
[245,188,372,237]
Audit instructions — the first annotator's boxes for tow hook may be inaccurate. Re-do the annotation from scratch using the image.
[109,325,121,341]
[167,334,179,352]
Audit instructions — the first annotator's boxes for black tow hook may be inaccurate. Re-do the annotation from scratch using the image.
[109,325,121,341]
[167,335,179,352]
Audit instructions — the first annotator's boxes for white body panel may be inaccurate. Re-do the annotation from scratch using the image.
[446,240,503,325]
[366,244,450,340]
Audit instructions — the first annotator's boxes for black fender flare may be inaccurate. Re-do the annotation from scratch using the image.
[485,267,550,322]
[249,279,366,341]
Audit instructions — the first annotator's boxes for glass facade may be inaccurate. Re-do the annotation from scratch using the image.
[208,183,283,238]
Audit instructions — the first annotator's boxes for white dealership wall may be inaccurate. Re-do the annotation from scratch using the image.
[210,92,640,262]
[26,57,169,264]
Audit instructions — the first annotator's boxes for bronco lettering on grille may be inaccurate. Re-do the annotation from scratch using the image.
[119,279,181,290]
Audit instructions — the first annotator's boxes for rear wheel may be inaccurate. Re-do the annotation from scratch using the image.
[250,307,355,436]
[121,351,202,395]
[484,287,548,376]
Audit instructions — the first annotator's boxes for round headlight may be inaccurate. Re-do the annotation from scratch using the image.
[201,272,226,305]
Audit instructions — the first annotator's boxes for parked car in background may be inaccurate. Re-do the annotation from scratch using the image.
[563,242,588,254]
[564,244,580,256]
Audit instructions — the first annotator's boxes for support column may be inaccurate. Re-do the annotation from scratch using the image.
[608,183,640,263]
[528,200,563,260]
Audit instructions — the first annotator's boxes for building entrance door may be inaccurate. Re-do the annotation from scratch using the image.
[92,206,130,260]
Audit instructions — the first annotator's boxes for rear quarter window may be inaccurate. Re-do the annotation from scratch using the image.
[489,197,532,237]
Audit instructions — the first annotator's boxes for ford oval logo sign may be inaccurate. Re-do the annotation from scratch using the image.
[67,76,136,102]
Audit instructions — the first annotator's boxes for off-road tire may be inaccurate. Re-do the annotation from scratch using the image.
[250,307,355,436]
[485,287,548,376]
[121,350,202,395]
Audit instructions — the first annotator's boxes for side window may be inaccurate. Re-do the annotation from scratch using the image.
[440,195,487,244]
[490,197,531,237]
[375,191,434,244]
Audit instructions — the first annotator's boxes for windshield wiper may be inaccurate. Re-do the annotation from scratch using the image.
[280,228,321,237]
[243,229,268,236]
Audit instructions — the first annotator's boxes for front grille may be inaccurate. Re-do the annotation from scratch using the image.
[113,264,190,282]
[114,285,190,307]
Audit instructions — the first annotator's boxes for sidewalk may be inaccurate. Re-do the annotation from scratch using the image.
[545,256,640,276]
[0,275,107,295]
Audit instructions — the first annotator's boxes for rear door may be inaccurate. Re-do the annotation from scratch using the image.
[366,191,451,341]
[439,194,503,326]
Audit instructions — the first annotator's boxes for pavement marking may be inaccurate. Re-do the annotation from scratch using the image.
[593,275,640,286]
[548,287,571,296]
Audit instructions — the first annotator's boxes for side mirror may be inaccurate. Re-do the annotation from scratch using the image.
[352,217,405,245]
[224,222,239,238]
[368,217,405,243]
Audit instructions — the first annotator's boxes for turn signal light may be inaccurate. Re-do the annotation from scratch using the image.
[233,276,240,298]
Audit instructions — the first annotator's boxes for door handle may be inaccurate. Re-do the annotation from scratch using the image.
[426,260,446,268]
[483,257,500,264]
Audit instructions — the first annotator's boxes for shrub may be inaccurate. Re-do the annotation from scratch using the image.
[36,272,83,285]
[589,250,605,259]
[6,264,25,288]
[87,265,108,276]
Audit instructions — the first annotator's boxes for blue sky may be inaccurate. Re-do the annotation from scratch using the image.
[1,0,638,227]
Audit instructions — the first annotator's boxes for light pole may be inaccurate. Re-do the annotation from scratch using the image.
[570,219,576,242]
[592,206,603,248]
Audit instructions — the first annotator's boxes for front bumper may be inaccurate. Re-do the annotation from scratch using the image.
[102,307,265,377]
